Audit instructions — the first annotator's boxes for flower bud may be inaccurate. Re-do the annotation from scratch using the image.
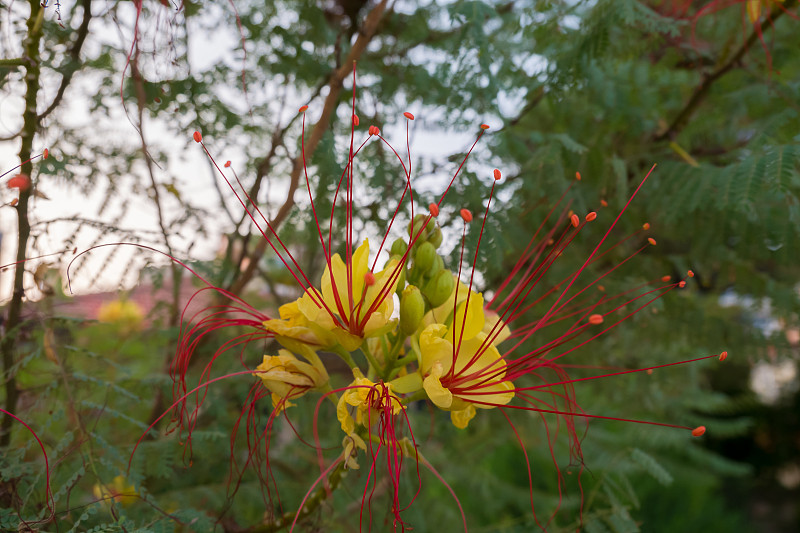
[408,213,428,237]
[390,237,408,257]
[428,224,443,248]
[426,254,444,279]
[424,269,455,308]
[414,241,436,274]
[400,285,426,335]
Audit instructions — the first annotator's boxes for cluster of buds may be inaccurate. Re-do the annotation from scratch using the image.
[151,66,724,531]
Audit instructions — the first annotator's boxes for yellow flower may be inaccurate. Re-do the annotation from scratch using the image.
[263,300,336,352]
[254,348,328,411]
[336,369,403,435]
[418,288,514,427]
[97,299,144,333]
[92,475,137,506]
[296,239,400,351]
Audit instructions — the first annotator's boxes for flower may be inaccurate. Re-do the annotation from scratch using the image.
[97,298,144,333]
[254,348,329,412]
[294,239,401,351]
[336,368,403,435]
[92,475,137,506]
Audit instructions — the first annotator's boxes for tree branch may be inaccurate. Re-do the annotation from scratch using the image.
[226,0,390,297]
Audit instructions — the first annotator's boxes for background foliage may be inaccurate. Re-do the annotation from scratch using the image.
[1,0,798,531]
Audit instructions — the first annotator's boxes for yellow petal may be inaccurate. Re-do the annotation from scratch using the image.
[457,379,515,408]
[423,361,453,409]
[453,292,485,341]
[419,323,452,374]
[451,405,477,429]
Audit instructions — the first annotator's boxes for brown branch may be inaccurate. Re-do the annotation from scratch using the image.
[226,0,390,297]
[654,1,794,142]
[37,0,92,122]
[1,0,45,449]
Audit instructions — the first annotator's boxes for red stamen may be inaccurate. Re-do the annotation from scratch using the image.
[493,168,502,181]
[661,275,671,282]
[369,125,380,136]
[192,131,202,143]
[570,214,580,227]
[719,351,728,361]
[224,161,231,168]
[429,203,439,217]
[588,314,603,325]
[643,222,651,230]
[6,174,30,191]
[679,280,686,288]
[687,269,695,277]
[480,124,490,130]
[600,199,608,207]
[43,148,49,159]
[298,105,308,113]
[575,171,581,181]
[353,114,359,126]
[403,112,415,120]
[460,208,473,223]
[585,211,597,222]
[364,271,375,286]
[692,426,706,437]
[648,237,656,246]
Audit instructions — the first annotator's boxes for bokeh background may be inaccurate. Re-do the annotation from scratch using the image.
[1,0,798,531]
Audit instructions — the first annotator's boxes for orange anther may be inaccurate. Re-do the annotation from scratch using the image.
[575,171,581,181]
[597,285,605,292]
[369,125,380,136]
[224,161,231,168]
[570,214,580,227]
[364,271,376,286]
[480,124,490,130]
[493,169,501,181]
[353,114,359,126]
[687,269,695,277]
[192,131,202,143]
[403,112,415,120]
[43,148,49,159]
[586,211,597,222]
[678,280,686,288]
[643,222,651,230]
[661,275,671,282]
[691,426,706,437]
[460,208,473,223]
[299,105,308,113]
[429,203,439,217]
[600,199,608,207]
[588,314,604,325]
[719,351,728,362]
[648,237,656,246]
[7,174,30,191]
[646,369,654,375]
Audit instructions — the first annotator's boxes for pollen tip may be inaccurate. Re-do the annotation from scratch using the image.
[691,426,706,437]
[600,199,608,207]
[586,211,597,222]
[678,280,686,288]
[648,237,657,246]
[369,125,380,136]
[429,203,439,217]
[480,124,490,130]
[687,269,695,277]
[298,105,308,113]
[192,131,202,143]
[646,368,654,375]
[353,114,360,126]
[661,275,671,282]
[570,214,580,227]
[403,112,415,120]
[597,285,605,292]
[364,271,376,286]
[224,161,231,168]
[588,314,603,325]
[719,351,728,362]
[493,168,501,181]
[460,208,473,223]
[43,148,49,159]
[643,222,651,230]
[575,171,581,181]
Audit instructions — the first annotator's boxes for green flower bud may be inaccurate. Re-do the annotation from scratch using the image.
[408,214,429,238]
[424,269,455,308]
[414,241,437,274]
[426,254,444,279]
[428,225,443,248]
[400,285,425,335]
[390,237,408,257]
